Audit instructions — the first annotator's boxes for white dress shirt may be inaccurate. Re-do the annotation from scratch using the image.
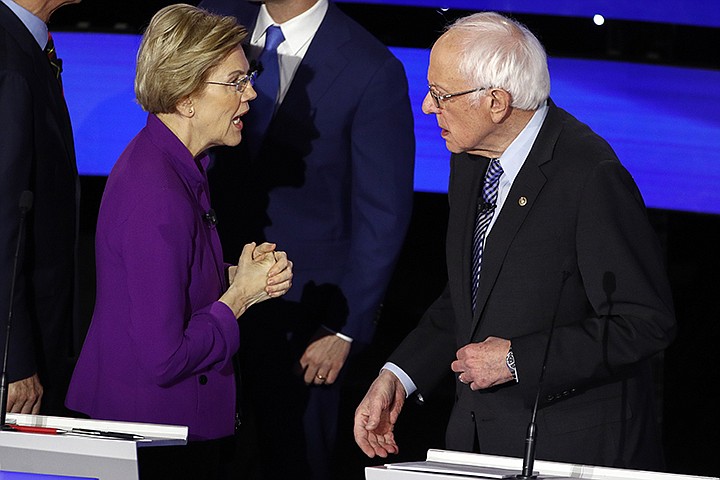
[250,0,328,106]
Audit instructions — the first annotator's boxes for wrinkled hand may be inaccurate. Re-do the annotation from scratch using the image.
[451,336,513,390]
[354,369,405,458]
[221,242,278,317]
[298,328,351,385]
[6,373,43,414]
[249,242,293,297]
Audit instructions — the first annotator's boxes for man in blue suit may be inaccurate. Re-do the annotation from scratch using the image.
[198,0,415,478]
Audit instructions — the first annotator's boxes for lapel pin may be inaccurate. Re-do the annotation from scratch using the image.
[518,196,528,207]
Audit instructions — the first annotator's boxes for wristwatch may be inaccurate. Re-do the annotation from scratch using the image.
[506,347,518,382]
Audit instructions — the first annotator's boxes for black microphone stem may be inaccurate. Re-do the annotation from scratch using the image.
[516,270,571,479]
[1,191,34,428]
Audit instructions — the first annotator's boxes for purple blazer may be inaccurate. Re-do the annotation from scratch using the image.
[66,114,239,441]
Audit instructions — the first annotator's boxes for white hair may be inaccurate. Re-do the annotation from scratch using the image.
[446,12,550,110]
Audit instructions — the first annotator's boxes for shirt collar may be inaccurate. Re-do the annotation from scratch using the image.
[496,101,549,183]
[253,0,327,56]
[1,0,48,49]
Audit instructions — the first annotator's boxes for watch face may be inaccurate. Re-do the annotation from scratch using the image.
[506,350,517,381]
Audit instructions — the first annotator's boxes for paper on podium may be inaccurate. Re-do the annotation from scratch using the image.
[367,449,720,480]
[0,413,188,480]
[4,412,187,446]
[386,459,531,478]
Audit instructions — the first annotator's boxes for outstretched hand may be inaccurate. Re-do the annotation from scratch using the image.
[354,369,406,458]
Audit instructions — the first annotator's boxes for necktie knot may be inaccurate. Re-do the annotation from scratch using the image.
[482,159,504,203]
[263,25,285,52]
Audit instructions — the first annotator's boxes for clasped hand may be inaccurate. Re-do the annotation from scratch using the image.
[221,242,293,317]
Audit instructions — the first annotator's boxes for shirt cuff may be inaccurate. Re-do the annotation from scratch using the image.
[382,362,417,398]
[321,325,353,343]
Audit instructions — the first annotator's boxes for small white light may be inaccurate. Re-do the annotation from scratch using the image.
[593,14,605,26]
[440,7,449,12]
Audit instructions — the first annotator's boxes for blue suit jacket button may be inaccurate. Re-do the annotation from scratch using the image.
[199,374,208,385]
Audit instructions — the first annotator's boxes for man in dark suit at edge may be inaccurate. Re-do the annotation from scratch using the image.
[197,0,415,478]
[0,0,80,416]
[354,12,675,471]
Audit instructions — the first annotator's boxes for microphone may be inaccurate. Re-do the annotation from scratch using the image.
[203,208,218,227]
[514,270,571,479]
[0,191,34,428]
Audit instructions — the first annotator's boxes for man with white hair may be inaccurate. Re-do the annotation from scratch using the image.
[355,12,675,471]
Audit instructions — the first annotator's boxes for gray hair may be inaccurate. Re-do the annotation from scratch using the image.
[446,12,550,110]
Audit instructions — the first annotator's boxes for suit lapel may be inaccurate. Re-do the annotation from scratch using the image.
[469,101,564,338]
[274,3,350,120]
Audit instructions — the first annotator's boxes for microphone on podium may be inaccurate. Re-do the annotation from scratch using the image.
[513,270,571,479]
[1,191,34,429]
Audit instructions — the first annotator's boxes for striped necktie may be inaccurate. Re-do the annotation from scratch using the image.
[45,32,63,88]
[471,158,504,313]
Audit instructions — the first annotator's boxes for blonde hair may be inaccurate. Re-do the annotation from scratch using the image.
[135,3,247,114]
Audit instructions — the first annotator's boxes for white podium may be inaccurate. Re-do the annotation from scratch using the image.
[0,413,188,480]
[368,449,719,480]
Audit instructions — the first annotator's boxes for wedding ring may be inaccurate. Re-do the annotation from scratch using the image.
[316,374,326,381]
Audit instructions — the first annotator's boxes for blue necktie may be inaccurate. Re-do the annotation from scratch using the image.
[246,25,285,157]
[471,158,504,313]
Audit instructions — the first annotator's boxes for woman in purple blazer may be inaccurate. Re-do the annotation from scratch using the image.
[65,5,292,478]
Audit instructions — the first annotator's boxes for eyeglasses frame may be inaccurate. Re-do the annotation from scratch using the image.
[428,85,487,109]
[206,69,259,94]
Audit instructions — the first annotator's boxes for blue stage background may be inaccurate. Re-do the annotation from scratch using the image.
[58,32,720,215]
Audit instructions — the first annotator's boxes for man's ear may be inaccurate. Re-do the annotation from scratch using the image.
[488,88,512,123]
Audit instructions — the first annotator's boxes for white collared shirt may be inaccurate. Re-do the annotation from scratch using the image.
[486,101,549,235]
[1,0,48,49]
[250,0,328,105]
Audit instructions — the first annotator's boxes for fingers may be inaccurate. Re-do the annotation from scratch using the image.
[266,251,288,277]
[237,242,257,263]
[266,259,293,297]
[298,333,351,385]
[353,376,402,458]
[7,375,43,414]
[252,242,276,259]
[299,359,335,386]
[365,430,398,458]
[354,412,380,457]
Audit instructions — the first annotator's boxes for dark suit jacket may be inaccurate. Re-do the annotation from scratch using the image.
[0,3,77,413]
[390,100,676,470]
[199,0,415,344]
